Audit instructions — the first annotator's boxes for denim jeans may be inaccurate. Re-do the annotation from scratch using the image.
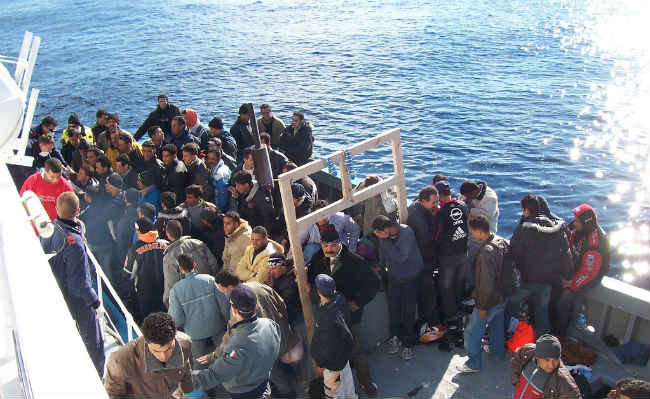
[463,303,505,370]
[520,282,552,337]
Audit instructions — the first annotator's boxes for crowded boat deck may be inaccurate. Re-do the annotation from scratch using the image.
[1,31,649,399]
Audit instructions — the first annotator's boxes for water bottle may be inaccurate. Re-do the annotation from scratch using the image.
[576,305,587,330]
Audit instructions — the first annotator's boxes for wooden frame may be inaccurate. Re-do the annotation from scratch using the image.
[278,127,408,342]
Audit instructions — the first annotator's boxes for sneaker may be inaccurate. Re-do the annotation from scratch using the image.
[361,381,378,397]
[482,343,491,354]
[420,323,447,343]
[401,347,415,361]
[387,336,401,354]
[455,363,480,374]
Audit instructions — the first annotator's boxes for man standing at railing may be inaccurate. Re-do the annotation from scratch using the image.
[40,191,105,378]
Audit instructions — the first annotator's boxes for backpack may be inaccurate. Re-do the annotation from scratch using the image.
[486,240,517,298]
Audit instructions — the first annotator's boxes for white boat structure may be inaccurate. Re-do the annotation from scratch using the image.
[1,32,648,398]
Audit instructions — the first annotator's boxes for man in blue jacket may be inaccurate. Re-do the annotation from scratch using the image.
[373,215,423,361]
[193,284,280,399]
[167,116,199,158]
[40,192,105,377]
[168,253,229,369]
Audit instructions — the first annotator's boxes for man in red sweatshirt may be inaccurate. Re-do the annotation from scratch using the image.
[555,204,609,337]
[20,158,73,221]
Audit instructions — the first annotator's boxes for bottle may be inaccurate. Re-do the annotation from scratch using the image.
[576,305,587,330]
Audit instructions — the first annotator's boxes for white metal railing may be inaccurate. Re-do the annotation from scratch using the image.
[86,250,141,342]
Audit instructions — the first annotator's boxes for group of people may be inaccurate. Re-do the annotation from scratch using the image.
[16,96,646,399]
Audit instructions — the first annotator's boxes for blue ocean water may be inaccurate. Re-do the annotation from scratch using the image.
[1,0,648,287]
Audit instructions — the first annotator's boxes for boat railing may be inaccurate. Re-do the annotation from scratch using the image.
[86,250,141,343]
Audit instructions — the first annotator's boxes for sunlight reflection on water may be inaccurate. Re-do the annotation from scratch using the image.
[566,0,650,287]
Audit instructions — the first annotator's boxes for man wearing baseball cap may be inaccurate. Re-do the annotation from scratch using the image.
[555,204,610,338]
[511,334,581,398]
[312,274,357,399]
[432,180,469,334]
[193,284,280,399]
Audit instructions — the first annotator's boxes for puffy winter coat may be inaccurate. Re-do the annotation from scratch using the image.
[222,220,252,271]
[235,239,284,283]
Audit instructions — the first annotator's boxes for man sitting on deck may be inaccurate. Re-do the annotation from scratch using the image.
[511,334,581,399]
[555,204,609,338]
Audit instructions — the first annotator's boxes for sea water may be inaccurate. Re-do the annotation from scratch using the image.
[1,0,648,288]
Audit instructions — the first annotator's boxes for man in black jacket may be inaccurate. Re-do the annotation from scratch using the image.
[124,218,168,323]
[205,117,238,160]
[116,188,142,265]
[457,215,506,374]
[140,140,164,186]
[230,104,255,161]
[198,207,225,269]
[407,185,445,342]
[160,144,189,203]
[181,142,214,202]
[231,170,275,231]
[279,111,313,166]
[155,191,192,240]
[266,253,301,325]
[311,274,356,399]
[432,180,469,330]
[308,226,379,396]
[260,133,288,179]
[510,194,573,337]
[134,94,181,140]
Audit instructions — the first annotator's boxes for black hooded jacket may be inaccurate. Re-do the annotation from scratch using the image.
[510,215,574,284]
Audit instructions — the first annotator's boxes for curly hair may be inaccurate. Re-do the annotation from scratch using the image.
[141,312,176,345]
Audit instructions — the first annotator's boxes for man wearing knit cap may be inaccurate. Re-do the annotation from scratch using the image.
[291,181,313,218]
[308,224,380,396]
[124,217,168,322]
[312,274,357,399]
[193,284,280,399]
[511,334,581,398]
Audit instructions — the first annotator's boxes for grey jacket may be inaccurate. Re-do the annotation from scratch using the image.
[163,236,218,304]
[377,224,424,282]
[169,272,229,340]
[194,316,280,394]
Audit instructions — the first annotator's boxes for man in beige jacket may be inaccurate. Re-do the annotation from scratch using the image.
[222,211,252,271]
[235,226,284,283]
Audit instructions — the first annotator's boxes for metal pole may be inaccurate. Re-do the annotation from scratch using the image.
[247,103,274,189]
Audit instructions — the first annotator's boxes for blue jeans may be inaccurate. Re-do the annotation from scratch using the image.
[520,282,552,337]
[463,303,505,370]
